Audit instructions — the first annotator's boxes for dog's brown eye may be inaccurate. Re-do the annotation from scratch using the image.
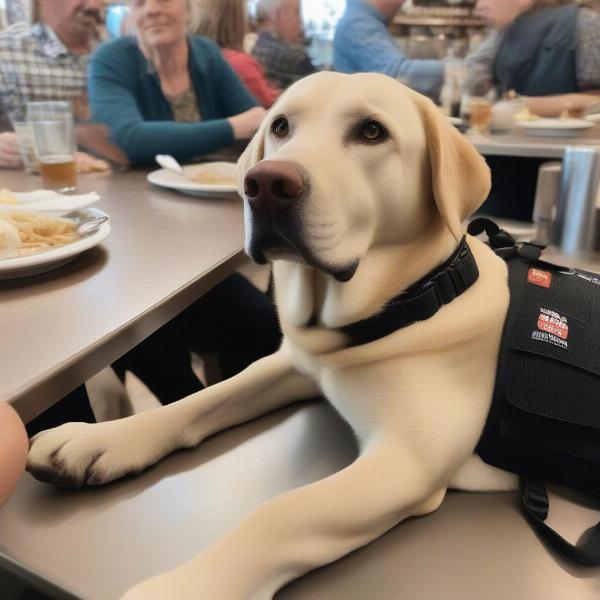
[361,121,384,141]
[271,117,289,138]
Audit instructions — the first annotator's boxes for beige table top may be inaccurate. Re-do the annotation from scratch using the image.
[467,124,600,158]
[0,169,246,422]
[2,173,600,600]
[1,401,600,600]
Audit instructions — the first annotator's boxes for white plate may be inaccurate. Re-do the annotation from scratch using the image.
[519,118,594,137]
[0,190,100,214]
[586,113,600,123]
[0,221,111,280]
[147,162,239,197]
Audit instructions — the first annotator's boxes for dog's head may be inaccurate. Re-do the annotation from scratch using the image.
[238,72,490,282]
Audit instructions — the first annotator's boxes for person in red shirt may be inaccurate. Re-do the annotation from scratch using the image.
[193,0,281,108]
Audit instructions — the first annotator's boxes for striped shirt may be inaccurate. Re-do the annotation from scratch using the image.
[0,22,89,128]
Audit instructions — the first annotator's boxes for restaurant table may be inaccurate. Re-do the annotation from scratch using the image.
[0,169,247,423]
[1,171,600,600]
[466,124,600,159]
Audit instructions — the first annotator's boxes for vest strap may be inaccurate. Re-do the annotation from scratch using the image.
[337,236,479,347]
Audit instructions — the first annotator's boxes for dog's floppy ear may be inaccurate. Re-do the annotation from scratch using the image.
[237,117,269,196]
[408,91,491,240]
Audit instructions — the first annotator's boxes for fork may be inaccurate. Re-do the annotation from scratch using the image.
[61,207,110,236]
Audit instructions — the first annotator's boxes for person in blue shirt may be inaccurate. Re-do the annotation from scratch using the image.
[467,0,600,117]
[469,0,600,222]
[88,0,266,165]
[333,0,444,100]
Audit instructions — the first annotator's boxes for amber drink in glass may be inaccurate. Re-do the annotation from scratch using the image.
[469,97,493,134]
[27,101,77,192]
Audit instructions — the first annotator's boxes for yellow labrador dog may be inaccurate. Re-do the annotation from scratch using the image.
[27,72,518,599]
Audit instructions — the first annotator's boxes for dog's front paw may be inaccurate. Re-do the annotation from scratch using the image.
[27,413,176,488]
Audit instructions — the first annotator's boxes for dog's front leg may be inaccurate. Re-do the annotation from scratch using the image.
[121,443,446,600]
[27,343,319,488]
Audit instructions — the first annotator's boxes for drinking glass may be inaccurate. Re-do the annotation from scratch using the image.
[12,122,37,174]
[468,97,493,135]
[459,63,494,132]
[26,101,77,192]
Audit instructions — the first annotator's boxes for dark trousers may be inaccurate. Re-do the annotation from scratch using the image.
[477,155,547,222]
[27,274,281,437]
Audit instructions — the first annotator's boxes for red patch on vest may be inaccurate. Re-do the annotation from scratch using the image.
[527,268,552,288]
[537,313,569,340]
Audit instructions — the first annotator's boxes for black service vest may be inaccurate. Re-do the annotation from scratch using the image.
[475,240,600,566]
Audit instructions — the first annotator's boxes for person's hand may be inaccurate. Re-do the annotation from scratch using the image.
[228,107,267,140]
[0,132,23,169]
[0,402,28,508]
[75,123,129,166]
[75,151,110,173]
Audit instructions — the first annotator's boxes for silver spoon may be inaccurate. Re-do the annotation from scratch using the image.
[61,207,110,236]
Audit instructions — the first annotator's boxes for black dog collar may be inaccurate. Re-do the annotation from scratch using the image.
[335,236,479,347]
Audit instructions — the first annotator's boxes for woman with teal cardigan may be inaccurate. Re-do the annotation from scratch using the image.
[88,0,266,166]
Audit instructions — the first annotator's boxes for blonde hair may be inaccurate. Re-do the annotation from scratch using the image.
[191,0,246,51]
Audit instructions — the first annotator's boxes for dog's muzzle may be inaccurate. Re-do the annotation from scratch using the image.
[244,160,305,214]
[243,160,306,264]
[243,160,358,282]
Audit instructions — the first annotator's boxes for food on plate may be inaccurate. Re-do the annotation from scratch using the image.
[0,211,80,259]
[512,107,541,122]
[0,220,20,259]
[0,188,19,205]
[188,171,237,186]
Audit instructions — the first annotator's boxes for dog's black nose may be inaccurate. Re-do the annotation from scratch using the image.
[244,161,305,213]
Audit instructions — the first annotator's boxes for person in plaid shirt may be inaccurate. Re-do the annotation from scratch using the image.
[252,0,316,90]
[0,0,103,168]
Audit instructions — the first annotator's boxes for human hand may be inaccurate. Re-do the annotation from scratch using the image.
[75,151,110,173]
[228,106,267,140]
[0,402,28,508]
[0,132,23,169]
[75,123,129,166]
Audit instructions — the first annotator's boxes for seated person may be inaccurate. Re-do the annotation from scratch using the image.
[251,0,316,90]
[193,0,280,108]
[468,0,600,116]
[467,0,600,221]
[0,0,124,169]
[333,0,444,100]
[88,0,265,166]
[22,2,281,436]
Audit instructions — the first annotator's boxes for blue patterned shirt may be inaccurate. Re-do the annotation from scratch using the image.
[333,0,444,99]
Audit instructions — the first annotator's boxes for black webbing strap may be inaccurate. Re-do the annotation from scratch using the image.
[338,236,478,347]
[521,479,600,566]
